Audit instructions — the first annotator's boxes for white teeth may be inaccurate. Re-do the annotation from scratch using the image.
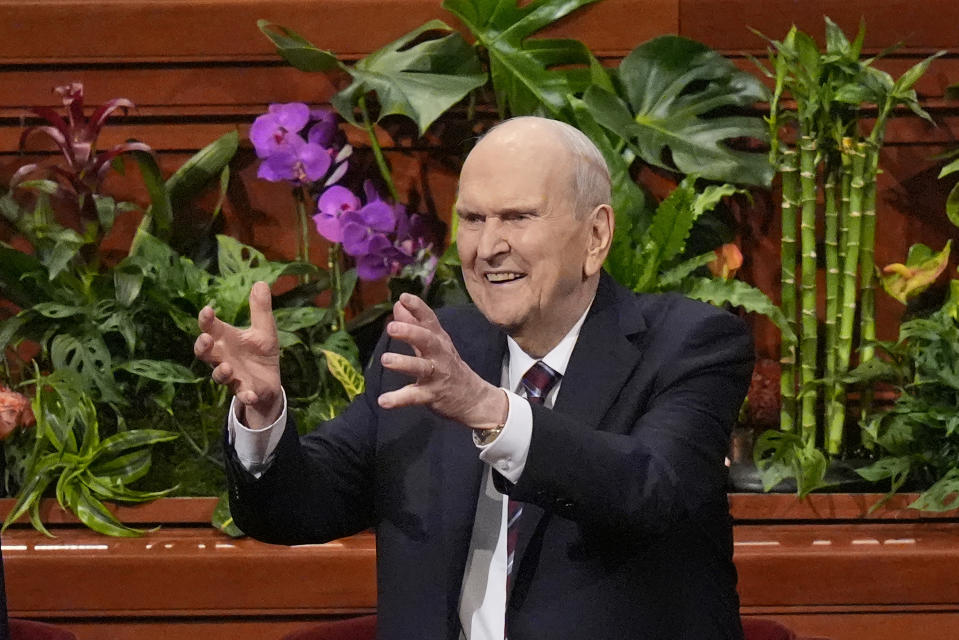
[486,272,524,282]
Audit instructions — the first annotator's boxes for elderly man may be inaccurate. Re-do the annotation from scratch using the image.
[195,116,753,640]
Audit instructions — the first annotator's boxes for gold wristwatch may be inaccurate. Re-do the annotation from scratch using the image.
[472,425,504,446]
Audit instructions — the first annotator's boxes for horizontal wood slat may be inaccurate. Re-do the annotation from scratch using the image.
[0,0,677,64]
[680,0,959,51]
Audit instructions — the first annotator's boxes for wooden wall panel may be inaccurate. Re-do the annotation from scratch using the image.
[0,0,677,63]
[680,0,959,52]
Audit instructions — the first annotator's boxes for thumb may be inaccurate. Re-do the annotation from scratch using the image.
[249,281,277,334]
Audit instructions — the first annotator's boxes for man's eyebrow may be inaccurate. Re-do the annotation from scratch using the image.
[455,206,539,218]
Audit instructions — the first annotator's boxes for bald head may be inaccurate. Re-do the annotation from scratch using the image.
[473,117,612,218]
[454,116,615,356]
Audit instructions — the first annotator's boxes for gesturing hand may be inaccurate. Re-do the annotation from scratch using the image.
[378,293,508,431]
[194,281,283,428]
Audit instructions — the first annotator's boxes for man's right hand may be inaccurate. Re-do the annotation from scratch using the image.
[194,281,283,428]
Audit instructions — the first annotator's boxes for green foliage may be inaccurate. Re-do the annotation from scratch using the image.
[879,241,952,304]
[753,430,829,496]
[582,36,772,186]
[683,277,794,341]
[2,371,177,537]
[856,288,959,511]
[259,19,485,135]
[442,0,609,119]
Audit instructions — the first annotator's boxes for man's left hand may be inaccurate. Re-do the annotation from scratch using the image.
[378,293,508,431]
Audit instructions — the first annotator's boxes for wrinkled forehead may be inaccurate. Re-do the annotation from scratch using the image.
[456,128,574,212]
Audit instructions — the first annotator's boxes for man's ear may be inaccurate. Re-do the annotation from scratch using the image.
[584,203,614,277]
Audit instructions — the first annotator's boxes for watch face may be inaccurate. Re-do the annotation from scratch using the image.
[473,427,503,446]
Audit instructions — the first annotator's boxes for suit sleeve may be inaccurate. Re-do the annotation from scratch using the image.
[224,332,393,546]
[505,306,753,540]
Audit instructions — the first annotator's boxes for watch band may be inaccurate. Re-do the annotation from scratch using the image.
[472,425,504,446]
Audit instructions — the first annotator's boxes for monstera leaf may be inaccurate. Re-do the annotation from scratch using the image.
[260,19,485,135]
[569,97,651,281]
[582,36,772,186]
[443,0,610,118]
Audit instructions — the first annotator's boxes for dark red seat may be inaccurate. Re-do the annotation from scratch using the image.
[9,619,78,640]
[278,615,828,640]
[280,615,376,640]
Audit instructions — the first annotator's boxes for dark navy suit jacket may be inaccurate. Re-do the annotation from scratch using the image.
[226,272,754,640]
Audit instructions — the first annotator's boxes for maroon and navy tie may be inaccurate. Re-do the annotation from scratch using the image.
[506,361,561,622]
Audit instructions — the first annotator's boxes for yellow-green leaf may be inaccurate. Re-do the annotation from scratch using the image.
[321,349,365,400]
[880,241,951,304]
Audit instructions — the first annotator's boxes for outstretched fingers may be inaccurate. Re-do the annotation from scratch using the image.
[378,383,433,410]
[381,352,434,380]
[386,318,438,357]
[395,293,441,331]
[249,281,277,334]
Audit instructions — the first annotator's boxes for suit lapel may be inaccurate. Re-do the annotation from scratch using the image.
[511,274,648,599]
[438,310,507,622]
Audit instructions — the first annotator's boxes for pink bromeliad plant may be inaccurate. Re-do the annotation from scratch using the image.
[13,82,151,230]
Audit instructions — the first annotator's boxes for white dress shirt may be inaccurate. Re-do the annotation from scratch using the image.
[228,303,591,640]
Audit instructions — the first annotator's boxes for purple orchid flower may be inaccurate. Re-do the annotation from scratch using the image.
[356,236,412,280]
[257,135,332,186]
[251,104,349,188]
[308,109,339,147]
[314,185,360,243]
[340,201,397,257]
[249,103,310,159]
[314,180,443,282]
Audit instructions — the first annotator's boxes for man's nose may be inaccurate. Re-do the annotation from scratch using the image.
[477,219,509,261]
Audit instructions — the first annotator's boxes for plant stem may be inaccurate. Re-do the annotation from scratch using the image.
[827,141,867,455]
[779,147,800,434]
[823,155,841,431]
[329,243,346,332]
[858,145,880,423]
[358,95,399,202]
[294,187,311,283]
[858,145,879,363]
[798,133,820,449]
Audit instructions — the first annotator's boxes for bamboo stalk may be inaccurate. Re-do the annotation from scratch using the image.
[857,145,880,423]
[798,133,820,449]
[822,156,841,430]
[826,141,867,454]
[858,145,880,363]
[779,147,800,434]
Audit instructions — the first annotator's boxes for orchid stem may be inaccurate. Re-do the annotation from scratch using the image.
[358,95,399,202]
[294,187,311,284]
[329,243,346,331]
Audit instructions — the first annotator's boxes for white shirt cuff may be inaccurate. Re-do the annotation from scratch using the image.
[477,389,531,484]
[227,389,288,477]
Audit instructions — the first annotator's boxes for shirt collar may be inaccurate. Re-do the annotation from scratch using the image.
[505,299,593,394]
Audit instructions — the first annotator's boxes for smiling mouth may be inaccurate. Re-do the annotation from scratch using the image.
[485,272,526,283]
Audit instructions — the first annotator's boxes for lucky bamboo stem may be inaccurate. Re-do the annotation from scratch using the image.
[823,157,841,431]
[826,141,867,454]
[779,147,800,435]
[857,146,880,423]
[858,146,880,363]
[798,133,820,449]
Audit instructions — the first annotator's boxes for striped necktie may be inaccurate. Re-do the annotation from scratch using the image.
[506,361,561,610]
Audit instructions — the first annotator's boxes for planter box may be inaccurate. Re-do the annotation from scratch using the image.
[3,495,959,639]
[0,498,375,640]
[732,493,959,640]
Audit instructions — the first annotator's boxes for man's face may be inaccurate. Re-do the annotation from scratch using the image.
[455,123,598,355]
